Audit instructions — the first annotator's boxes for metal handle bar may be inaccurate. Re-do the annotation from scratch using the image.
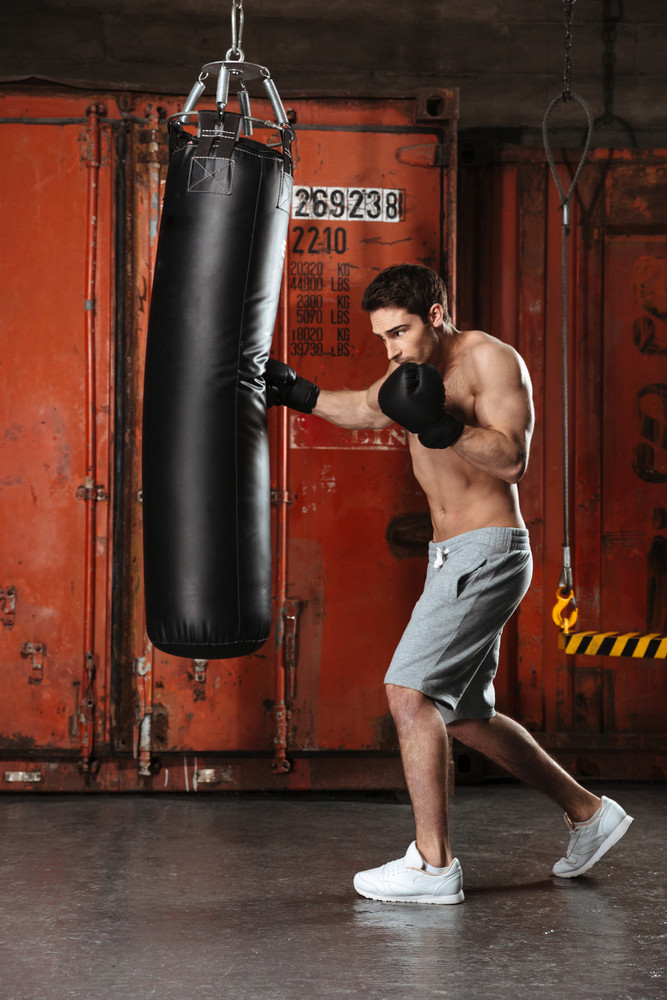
[167,110,292,134]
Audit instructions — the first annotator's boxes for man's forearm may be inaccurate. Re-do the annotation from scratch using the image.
[314,388,392,431]
[451,426,528,484]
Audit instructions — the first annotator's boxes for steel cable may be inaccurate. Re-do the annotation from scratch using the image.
[542,1,594,622]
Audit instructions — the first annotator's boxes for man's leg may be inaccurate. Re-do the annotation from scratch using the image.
[353,681,464,903]
[448,713,600,821]
[386,683,453,867]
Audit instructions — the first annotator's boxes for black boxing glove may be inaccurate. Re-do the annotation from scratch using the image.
[378,362,464,448]
[264,359,320,414]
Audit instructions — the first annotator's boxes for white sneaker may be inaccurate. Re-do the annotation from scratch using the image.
[353,841,464,904]
[552,795,633,878]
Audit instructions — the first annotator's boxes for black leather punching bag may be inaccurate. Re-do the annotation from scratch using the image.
[142,110,293,658]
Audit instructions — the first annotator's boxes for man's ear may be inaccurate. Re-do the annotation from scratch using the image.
[429,302,444,326]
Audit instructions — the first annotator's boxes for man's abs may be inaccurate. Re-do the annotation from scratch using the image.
[410,442,525,542]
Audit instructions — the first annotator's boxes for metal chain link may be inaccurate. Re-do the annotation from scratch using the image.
[592,0,636,144]
[562,0,579,101]
[600,0,621,124]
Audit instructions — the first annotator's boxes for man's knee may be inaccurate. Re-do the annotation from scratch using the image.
[385,683,428,725]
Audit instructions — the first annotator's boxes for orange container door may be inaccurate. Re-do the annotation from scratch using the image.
[276,98,458,764]
[0,101,116,778]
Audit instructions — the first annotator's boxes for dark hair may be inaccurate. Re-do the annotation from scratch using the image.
[361,264,451,325]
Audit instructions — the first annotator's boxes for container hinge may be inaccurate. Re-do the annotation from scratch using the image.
[21,641,45,684]
[271,488,297,506]
[76,482,108,502]
[192,658,208,684]
[1,586,16,628]
[70,681,81,740]
[79,650,98,773]
[283,599,302,701]
[78,104,106,165]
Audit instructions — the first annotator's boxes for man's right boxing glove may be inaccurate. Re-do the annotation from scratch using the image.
[378,362,464,448]
[264,359,320,414]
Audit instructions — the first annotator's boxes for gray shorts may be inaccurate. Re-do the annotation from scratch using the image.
[384,527,533,724]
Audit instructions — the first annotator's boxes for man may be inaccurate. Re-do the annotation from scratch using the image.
[265,263,633,904]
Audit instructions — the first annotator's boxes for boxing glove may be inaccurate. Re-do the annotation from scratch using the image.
[378,363,464,448]
[265,359,320,413]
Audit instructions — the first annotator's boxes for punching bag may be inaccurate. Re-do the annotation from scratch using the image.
[142,109,293,658]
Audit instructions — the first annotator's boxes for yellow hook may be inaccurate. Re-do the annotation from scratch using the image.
[552,587,579,634]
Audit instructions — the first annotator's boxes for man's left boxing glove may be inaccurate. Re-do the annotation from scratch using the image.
[265,358,320,414]
[378,362,464,448]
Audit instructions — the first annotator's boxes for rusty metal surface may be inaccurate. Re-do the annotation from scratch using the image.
[137,97,459,764]
[0,95,116,760]
[2,85,666,789]
[0,88,459,789]
[275,97,458,757]
[458,146,667,778]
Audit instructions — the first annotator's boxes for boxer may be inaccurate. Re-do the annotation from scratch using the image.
[266,263,632,903]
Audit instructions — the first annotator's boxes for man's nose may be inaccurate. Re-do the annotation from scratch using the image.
[386,341,401,360]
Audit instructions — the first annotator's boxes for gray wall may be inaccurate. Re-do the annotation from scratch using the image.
[2,1,666,145]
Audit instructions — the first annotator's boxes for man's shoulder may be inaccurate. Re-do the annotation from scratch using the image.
[458,328,510,347]
[457,329,521,365]
[456,331,530,396]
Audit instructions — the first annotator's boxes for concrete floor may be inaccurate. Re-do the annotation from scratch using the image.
[0,783,664,1000]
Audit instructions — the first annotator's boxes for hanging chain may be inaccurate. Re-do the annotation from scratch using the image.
[593,0,636,143]
[562,0,579,102]
[229,0,245,61]
[600,0,620,122]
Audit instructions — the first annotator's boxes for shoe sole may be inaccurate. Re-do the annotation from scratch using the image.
[553,814,634,878]
[353,887,465,904]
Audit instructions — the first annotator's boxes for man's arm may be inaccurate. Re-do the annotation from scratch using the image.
[313,375,394,430]
[451,340,534,484]
[377,339,533,484]
[265,358,394,430]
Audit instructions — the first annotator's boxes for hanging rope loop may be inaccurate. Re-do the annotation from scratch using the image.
[542,91,594,221]
[545,0,593,220]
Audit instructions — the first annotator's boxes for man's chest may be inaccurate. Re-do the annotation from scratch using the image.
[443,367,477,425]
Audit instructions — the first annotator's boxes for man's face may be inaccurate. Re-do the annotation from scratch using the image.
[370,305,441,366]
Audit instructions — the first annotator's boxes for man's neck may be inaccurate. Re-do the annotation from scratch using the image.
[430,323,459,372]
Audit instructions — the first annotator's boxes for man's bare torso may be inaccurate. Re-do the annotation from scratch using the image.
[407,329,528,542]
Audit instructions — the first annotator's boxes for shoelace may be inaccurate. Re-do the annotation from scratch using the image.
[381,857,411,876]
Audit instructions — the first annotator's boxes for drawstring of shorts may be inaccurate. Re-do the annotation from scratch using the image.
[433,547,449,570]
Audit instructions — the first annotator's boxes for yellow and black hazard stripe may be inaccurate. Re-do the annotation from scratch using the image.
[558,630,667,659]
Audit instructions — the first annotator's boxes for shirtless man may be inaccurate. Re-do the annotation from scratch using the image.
[265,263,633,904]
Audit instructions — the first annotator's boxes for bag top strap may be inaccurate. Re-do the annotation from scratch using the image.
[196,110,242,158]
